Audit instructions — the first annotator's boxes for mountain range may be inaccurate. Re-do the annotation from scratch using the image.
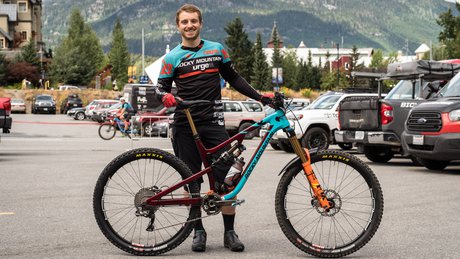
[41,0,457,57]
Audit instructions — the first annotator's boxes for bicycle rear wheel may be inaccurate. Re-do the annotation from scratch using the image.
[275,150,383,258]
[93,148,200,256]
[98,123,116,140]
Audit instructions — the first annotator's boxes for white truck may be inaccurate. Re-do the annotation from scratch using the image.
[271,92,379,153]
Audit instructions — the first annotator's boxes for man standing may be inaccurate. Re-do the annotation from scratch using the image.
[156,3,272,253]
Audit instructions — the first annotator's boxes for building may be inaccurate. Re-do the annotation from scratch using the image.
[0,0,42,52]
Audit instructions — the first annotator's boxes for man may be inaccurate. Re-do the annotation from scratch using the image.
[155,4,272,253]
[118,97,134,132]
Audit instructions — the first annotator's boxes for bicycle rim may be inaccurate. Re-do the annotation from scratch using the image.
[93,148,200,255]
[275,150,383,257]
[99,124,116,140]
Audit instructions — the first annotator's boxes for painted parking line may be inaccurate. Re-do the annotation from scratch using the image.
[14,121,99,125]
[0,212,15,215]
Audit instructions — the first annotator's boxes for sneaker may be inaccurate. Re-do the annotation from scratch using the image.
[192,230,207,252]
[224,230,245,252]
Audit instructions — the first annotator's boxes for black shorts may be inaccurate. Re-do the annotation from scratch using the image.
[171,124,233,184]
[123,113,132,121]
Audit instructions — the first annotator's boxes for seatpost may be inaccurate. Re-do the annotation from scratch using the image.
[184,108,198,136]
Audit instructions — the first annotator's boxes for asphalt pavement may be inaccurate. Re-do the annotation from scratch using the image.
[1,114,459,258]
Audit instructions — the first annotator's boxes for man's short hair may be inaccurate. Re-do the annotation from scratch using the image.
[176,4,202,25]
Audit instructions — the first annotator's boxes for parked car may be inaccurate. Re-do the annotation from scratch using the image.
[335,60,460,163]
[10,98,26,113]
[32,94,56,114]
[60,93,83,114]
[132,106,175,137]
[85,99,119,118]
[91,102,122,122]
[271,92,375,153]
[223,100,266,139]
[58,85,81,91]
[402,70,460,170]
[68,107,86,121]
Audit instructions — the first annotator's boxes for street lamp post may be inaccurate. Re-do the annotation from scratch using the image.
[336,43,340,88]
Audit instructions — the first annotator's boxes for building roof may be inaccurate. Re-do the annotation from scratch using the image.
[0,27,12,41]
[415,43,430,53]
[0,4,17,22]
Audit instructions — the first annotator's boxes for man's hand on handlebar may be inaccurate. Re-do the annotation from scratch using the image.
[260,93,275,106]
[162,93,177,107]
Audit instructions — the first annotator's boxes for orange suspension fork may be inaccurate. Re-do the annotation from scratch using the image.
[288,134,331,210]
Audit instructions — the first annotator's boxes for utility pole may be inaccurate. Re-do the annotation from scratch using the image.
[336,43,340,87]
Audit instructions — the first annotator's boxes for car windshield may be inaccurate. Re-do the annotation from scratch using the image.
[108,102,122,109]
[12,99,24,104]
[306,95,342,110]
[385,80,426,100]
[36,96,52,101]
[437,72,460,97]
[242,102,263,112]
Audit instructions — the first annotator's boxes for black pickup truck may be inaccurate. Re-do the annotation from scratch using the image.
[335,60,460,164]
[0,97,12,142]
[402,70,460,170]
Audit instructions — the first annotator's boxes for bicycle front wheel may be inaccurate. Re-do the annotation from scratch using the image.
[93,148,201,256]
[98,123,116,140]
[275,150,384,258]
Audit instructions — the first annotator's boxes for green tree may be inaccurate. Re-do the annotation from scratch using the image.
[320,70,349,91]
[296,60,309,90]
[108,19,130,90]
[18,40,40,66]
[0,53,6,84]
[437,5,460,59]
[370,49,385,69]
[50,8,104,86]
[251,32,271,90]
[281,48,298,90]
[224,17,253,82]
[271,28,283,68]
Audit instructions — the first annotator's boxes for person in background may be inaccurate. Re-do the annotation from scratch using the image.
[117,97,134,132]
[155,3,272,253]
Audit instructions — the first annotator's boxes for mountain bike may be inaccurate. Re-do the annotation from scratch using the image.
[93,93,384,257]
[98,115,138,140]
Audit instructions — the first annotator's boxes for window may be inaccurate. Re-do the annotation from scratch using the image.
[18,1,27,12]
[4,1,12,4]
[20,31,27,41]
[0,39,4,49]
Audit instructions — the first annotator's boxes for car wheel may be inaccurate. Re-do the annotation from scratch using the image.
[75,112,85,121]
[338,143,353,150]
[278,139,294,153]
[418,158,450,170]
[270,139,282,150]
[239,122,257,139]
[142,123,155,137]
[363,146,394,163]
[301,127,330,150]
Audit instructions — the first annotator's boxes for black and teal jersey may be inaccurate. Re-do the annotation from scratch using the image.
[157,39,261,126]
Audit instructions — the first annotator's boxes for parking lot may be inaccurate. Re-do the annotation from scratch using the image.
[1,114,460,258]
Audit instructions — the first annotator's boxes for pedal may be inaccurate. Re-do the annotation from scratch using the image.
[231,199,245,207]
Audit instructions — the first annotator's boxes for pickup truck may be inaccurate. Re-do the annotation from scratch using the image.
[271,91,377,153]
[223,100,265,139]
[335,60,460,163]
[0,97,12,141]
[402,70,460,170]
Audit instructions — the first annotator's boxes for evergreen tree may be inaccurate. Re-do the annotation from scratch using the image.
[296,60,309,91]
[50,8,104,86]
[224,17,253,83]
[19,40,40,66]
[0,53,6,84]
[271,28,283,68]
[437,5,460,59]
[281,48,298,90]
[370,49,385,69]
[251,32,271,90]
[109,19,130,90]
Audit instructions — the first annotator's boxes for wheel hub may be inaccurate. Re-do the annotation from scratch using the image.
[312,189,342,217]
[134,187,160,217]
